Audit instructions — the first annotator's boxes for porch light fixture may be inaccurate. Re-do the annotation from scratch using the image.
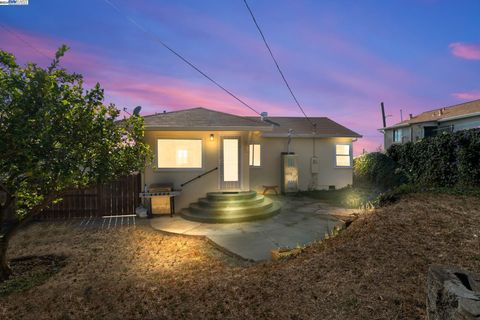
[210,133,214,141]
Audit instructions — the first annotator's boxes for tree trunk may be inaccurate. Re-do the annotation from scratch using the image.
[0,223,17,281]
[0,196,18,282]
[0,191,59,282]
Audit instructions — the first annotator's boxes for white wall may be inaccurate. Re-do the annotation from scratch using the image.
[143,130,250,211]
[249,136,355,192]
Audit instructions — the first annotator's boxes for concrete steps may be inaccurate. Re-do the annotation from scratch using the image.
[181,191,281,223]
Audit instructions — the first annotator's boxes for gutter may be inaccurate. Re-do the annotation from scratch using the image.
[144,125,273,131]
[261,133,362,138]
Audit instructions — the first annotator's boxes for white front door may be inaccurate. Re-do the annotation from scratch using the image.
[219,136,241,190]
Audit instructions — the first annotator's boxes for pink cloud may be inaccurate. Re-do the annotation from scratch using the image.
[0,25,290,118]
[452,90,480,101]
[449,42,480,60]
[1,25,389,154]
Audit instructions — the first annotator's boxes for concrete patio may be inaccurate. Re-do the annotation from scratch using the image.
[150,196,357,261]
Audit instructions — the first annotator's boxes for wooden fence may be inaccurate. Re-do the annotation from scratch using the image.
[39,174,142,219]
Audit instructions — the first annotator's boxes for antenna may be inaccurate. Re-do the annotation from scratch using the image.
[133,105,142,116]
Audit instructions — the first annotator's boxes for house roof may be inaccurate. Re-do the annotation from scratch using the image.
[143,107,361,138]
[250,116,362,138]
[143,107,272,131]
[382,99,480,130]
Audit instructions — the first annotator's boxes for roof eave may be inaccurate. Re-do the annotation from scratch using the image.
[144,125,273,131]
[438,112,480,122]
[261,133,362,138]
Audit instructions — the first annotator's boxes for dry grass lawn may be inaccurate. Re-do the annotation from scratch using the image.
[1,193,480,319]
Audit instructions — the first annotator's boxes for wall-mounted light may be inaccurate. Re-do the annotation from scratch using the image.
[210,133,214,141]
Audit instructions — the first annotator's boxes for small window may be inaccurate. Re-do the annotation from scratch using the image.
[393,129,403,142]
[157,139,202,169]
[335,144,351,167]
[249,144,261,167]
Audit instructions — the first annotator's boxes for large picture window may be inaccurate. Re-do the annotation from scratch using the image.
[249,144,261,167]
[335,144,351,167]
[157,139,202,169]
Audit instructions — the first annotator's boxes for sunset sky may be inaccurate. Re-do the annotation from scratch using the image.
[1,0,480,153]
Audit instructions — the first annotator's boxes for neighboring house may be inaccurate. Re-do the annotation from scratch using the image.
[381,99,480,149]
[142,107,361,212]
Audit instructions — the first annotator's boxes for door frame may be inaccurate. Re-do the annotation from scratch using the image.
[218,135,242,190]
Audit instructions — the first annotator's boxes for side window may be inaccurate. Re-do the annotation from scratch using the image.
[335,144,351,167]
[393,129,402,142]
[249,144,261,167]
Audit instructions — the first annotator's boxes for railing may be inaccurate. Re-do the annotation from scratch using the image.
[180,167,218,187]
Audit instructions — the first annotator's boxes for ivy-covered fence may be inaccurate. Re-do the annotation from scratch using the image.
[387,128,480,188]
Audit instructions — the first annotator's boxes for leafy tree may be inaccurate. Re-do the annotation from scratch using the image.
[0,46,150,280]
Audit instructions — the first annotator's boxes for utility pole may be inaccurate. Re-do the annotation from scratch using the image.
[381,102,387,128]
[400,109,403,122]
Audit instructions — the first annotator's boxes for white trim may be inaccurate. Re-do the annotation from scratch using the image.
[218,135,243,190]
[248,143,262,168]
[334,143,353,168]
[154,138,204,171]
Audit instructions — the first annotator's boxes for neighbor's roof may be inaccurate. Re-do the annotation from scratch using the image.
[246,116,362,138]
[382,99,480,130]
[143,107,272,131]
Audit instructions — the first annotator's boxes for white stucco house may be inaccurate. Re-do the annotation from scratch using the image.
[380,99,480,149]
[140,107,361,222]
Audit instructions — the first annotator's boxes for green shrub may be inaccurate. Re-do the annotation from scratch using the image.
[353,152,406,190]
[387,128,480,188]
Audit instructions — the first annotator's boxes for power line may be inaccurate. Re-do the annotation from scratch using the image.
[0,23,51,60]
[102,0,261,116]
[242,0,315,127]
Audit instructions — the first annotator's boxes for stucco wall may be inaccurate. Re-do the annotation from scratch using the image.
[143,130,251,210]
[249,136,355,192]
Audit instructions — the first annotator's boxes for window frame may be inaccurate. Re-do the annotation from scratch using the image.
[248,143,262,168]
[393,128,403,143]
[334,143,352,168]
[155,138,204,171]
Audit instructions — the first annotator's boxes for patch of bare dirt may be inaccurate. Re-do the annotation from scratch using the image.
[0,193,479,319]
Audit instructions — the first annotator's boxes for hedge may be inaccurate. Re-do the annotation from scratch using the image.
[353,152,406,190]
[387,128,480,188]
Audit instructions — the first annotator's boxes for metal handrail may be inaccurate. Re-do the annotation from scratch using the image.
[180,167,218,187]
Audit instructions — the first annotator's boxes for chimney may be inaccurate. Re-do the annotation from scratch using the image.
[409,113,413,119]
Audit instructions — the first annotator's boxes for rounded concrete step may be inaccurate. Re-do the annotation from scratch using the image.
[181,201,281,223]
[189,199,273,215]
[206,191,257,202]
[198,195,265,208]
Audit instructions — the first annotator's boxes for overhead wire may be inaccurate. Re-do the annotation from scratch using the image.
[102,0,261,116]
[242,0,315,128]
[0,23,51,60]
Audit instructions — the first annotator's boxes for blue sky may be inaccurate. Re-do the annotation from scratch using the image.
[1,0,480,153]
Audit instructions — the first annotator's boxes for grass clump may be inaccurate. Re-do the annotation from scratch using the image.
[0,255,66,297]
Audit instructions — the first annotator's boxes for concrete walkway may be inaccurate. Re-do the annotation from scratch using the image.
[150,196,356,261]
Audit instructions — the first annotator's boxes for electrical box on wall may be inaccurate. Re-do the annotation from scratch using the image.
[311,156,320,173]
